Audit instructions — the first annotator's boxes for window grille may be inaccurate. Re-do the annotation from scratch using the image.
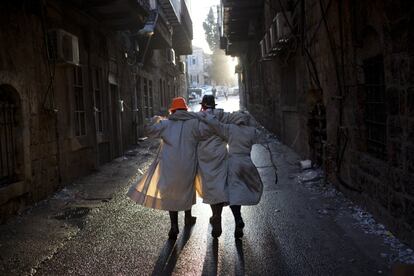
[148,80,154,117]
[93,68,103,133]
[0,100,17,186]
[73,66,86,136]
[159,79,164,107]
[143,78,153,118]
[363,55,387,160]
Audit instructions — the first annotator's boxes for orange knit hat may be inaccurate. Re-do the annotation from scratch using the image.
[169,97,188,113]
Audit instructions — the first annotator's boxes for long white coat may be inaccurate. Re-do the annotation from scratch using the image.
[204,115,264,206]
[196,109,230,204]
[128,111,201,211]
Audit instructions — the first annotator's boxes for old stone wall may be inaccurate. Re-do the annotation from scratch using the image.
[0,1,189,222]
[240,0,414,246]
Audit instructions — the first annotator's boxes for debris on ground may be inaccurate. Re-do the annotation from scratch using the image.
[297,170,323,183]
[299,160,312,170]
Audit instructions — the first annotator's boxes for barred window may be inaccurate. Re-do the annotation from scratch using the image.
[73,66,86,136]
[148,80,154,117]
[0,94,17,186]
[363,55,386,160]
[93,68,103,133]
[143,78,153,118]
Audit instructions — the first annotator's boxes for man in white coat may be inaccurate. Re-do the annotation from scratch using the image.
[199,111,264,238]
[128,97,201,239]
[197,95,230,238]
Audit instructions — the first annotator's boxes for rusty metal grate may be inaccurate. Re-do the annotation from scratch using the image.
[363,55,387,160]
[0,101,17,186]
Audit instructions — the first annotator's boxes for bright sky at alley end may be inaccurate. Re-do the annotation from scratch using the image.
[189,0,220,54]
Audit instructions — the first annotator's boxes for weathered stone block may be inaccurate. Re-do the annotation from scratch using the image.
[403,172,414,197]
[388,168,404,192]
[390,193,404,218]
[406,145,414,174]
[387,116,403,139]
[386,88,400,116]
[408,119,414,143]
[408,87,414,116]
[388,139,403,169]
[377,183,390,209]
[404,198,414,228]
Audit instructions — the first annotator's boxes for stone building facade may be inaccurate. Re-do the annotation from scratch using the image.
[221,0,414,246]
[187,46,212,87]
[0,0,192,222]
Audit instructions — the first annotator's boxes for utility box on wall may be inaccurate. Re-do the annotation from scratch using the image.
[47,29,80,66]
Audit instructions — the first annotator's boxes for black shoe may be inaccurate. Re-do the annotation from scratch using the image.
[211,216,222,238]
[234,219,245,239]
[185,215,197,226]
[168,224,179,240]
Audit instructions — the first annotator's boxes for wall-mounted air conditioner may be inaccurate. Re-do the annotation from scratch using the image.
[47,29,79,65]
[275,12,292,42]
[166,48,176,65]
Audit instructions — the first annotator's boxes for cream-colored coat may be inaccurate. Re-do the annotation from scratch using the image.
[204,115,264,205]
[196,109,230,204]
[128,111,201,211]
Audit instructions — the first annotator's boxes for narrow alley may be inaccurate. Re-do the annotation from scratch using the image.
[1,0,414,275]
[1,98,413,275]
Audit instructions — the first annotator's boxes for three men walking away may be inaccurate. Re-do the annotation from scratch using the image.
[128,95,264,240]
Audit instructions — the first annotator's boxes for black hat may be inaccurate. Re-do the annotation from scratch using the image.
[200,95,217,108]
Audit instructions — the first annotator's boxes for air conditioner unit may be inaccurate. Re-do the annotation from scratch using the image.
[47,29,79,65]
[275,12,292,42]
[166,48,176,65]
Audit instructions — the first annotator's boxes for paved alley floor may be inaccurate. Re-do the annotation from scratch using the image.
[1,96,414,275]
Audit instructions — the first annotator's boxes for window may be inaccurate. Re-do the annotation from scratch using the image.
[0,87,19,186]
[135,76,141,111]
[143,78,154,118]
[93,68,103,133]
[192,57,196,65]
[168,84,171,101]
[363,55,387,160]
[163,80,167,107]
[73,66,86,136]
[159,79,164,107]
[197,74,199,84]
[148,80,154,117]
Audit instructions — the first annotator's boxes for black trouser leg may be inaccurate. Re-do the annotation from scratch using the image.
[185,209,192,218]
[211,203,224,218]
[210,203,224,238]
[230,205,244,238]
[168,211,179,239]
[169,211,178,225]
[184,208,196,226]
[230,205,242,221]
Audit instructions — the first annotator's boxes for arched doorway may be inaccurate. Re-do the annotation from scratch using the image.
[0,84,22,187]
